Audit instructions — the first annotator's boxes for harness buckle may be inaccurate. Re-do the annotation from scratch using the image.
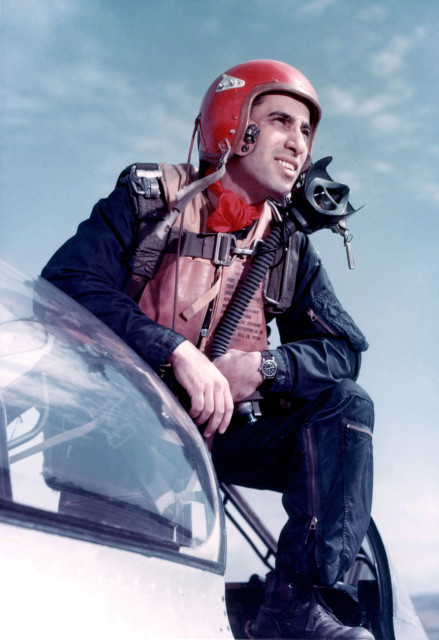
[213,234,262,266]
[213,233,237,266]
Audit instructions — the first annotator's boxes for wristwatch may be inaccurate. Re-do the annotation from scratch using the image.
[259,350,278,390]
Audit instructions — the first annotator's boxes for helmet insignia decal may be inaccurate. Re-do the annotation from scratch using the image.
[216,74,246,92]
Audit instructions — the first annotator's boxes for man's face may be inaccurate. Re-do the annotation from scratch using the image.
[224,93,312,202]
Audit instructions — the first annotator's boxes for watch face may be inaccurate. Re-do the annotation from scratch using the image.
[261,359,277,379]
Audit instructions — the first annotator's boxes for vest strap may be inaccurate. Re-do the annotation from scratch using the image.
[181,271,222,321]
[166,228,261,266]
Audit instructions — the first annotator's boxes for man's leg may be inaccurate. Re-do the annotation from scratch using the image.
[212,378,375,639]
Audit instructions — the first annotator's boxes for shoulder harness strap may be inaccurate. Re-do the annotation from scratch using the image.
[119,164,300,312]
[117,164,170,299]
[119,164,264,282]
[117,163,168,220]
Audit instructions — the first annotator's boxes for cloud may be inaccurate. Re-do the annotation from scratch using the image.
[372,161,395,176]
[320,23,431,156]
[369,28,426,78]
[372,466,439,594]
[425,144,439,160]
[250,0,336,19]
[324,81,412,117]
[298,0,337,16]
[415,180,439,206]
[3,5,197,164]
[324,85,402,133]
[355,5,387,22]
[3,0,77,30]
[5,49,137,130]
[323,80,418,144]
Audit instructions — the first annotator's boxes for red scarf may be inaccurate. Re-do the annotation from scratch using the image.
[206,180,265,233]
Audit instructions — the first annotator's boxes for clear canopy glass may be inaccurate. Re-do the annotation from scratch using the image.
[0,258,224,569]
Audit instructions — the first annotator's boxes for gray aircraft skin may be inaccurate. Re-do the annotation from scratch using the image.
[0,258,427,640]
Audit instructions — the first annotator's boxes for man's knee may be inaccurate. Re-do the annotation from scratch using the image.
[326,378,374,431]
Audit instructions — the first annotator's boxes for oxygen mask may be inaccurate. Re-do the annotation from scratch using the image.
[287,156,362,269]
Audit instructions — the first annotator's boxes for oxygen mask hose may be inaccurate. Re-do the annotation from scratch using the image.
[209,221,291,359]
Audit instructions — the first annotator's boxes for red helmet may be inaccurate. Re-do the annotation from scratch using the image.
[197,59,321,166]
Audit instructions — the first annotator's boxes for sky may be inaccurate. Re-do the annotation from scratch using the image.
[1,0,439,597]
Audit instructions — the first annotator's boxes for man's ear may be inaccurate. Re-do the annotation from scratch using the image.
[236,123,260,156]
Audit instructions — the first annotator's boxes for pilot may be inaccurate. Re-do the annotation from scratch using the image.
[42,60,375,639]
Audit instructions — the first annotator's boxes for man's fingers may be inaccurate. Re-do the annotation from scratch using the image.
[167,341,234,438]
[189,381,233,437]
[189,387,214,426]
[217,391,234,434]
[202,389,234,438]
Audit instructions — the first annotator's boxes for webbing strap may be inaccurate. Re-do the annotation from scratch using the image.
[165,228,260,266]
[166,229,217,259]
[180,271,222,321]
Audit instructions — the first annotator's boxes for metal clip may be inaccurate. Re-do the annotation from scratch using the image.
[343,230,355,270]
[213,234,261,266]
[231,237,264,261]
[213,233,237,266]
[130,165,161,198]
[330,220,355,270]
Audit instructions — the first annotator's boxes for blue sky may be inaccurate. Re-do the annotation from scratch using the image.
[1,0,439,596]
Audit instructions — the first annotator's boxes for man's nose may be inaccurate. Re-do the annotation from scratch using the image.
[285,127,307,155]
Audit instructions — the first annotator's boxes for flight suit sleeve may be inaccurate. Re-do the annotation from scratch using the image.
[269,234,368,400]
[41,183,185,371]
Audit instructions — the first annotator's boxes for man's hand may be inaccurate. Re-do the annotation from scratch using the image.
[167,341,234,439]
[213,349,263,402]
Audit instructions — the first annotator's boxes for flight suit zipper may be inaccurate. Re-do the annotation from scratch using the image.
[304,424,320,568]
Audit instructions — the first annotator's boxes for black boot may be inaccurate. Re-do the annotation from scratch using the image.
[247,569,374,639]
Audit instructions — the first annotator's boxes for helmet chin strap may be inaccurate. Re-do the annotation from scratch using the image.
[175,146,230,213]
[175,116,232,213]
[154,133,231,243]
